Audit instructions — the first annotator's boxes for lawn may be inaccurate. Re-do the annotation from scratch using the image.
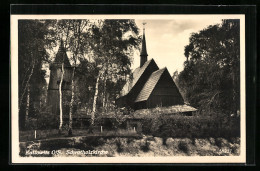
[19,128,140,142]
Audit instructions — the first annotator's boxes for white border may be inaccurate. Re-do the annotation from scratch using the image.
[11,14,246,164]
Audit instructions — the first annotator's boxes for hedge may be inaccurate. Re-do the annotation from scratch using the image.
[141,114,240,138]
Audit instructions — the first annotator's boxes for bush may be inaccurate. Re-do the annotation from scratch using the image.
[140,118,153,134]
[26,112,59,130]
[140,114,240,138]
[178,141,189,154]
[115,139,123,153]
[140,140,150,152]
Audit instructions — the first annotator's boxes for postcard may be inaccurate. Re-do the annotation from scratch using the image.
[11,14,246,164]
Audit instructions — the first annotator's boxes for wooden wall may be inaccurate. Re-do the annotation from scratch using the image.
[147,69,184,108]
[47,64,72,115]
[48,64,72,91]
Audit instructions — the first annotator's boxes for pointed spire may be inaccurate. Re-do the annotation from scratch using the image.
[140,22,148,67]
[54,39,71,67]
[58,39,66,53]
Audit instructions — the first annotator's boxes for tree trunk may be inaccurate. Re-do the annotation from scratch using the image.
[106,93,110,109]
[19,59,35,111]
[102,64,108,111]
[67,21,83,136]
[91,71,101,125]
[102,78,106,109]
[25,85,30,128]
[68,66,75,136]
[58,63,64,134]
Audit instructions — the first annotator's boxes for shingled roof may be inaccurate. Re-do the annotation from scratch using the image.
[120,59,155,97]
[135,67,166,102]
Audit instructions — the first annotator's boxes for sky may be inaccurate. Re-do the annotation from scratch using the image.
[42,15,241,83]
[132,18,224,75]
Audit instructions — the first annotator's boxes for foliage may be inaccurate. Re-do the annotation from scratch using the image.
[25,113,58,130]
[18,20,55,102]
[72,19,140,124]
[178,141,189,154]
[141,114,240,138]
[53,19,91,61]
[88,19,141,107]
[19,19,141,131]
[109,107,128,130]
[74,59,97,109]
[177,19,240,116]
[18,20,56,129]
[140,140,150,152]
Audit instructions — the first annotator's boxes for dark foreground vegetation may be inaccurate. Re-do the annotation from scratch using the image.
[141,114,240,139]
[19,113,240,157]
[20,102,240,149]
[20,136,240,157]
[20,112,240,141]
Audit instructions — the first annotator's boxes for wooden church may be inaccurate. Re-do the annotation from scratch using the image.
[47,26,195,118]
[116,27,185,110]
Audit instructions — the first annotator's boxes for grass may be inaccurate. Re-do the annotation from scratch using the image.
[19,128,140,142]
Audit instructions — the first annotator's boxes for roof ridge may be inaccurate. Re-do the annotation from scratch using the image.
[152,67,166,74]
[135,59,153,70]
[143,58,152,65]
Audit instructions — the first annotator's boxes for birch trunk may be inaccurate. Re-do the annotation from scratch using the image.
[102,78,106,109]
[58,63,64,134]
[68,66,75,136]
[19,59,35,110]
[25,85,30,128]
[91,71,101,125]
[67,21,82,136]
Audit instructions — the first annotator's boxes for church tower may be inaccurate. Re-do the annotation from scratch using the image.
[47,40,72,115]
[140,23,148,67]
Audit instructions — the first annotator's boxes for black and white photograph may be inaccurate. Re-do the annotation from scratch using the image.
[11,14,246,163]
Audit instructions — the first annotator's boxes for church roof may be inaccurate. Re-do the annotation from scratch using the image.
[120,59,155,97]
[135,67,166,102]
[53,40,71,67]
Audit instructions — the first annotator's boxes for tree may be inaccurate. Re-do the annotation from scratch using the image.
[88,19,140,127]
[19,19,140,132]
[55,19,91,135]
[58,62,64,134]
[172,70,179,81]
[18,20,55,129]
[74,58,96,111]
[178,19,240,115]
